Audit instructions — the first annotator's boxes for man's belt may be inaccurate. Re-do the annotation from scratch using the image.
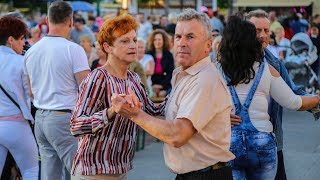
[180,162,228,176]
[38,109,72,114]
[199,162,227,172]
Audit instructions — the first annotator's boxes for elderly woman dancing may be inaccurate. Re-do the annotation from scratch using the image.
[70,14,165,180]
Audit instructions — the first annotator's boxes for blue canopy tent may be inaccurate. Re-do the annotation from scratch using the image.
[69,1,95,12]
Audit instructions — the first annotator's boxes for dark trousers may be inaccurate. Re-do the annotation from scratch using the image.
[175,166,233,180]
[275,150,287,180]
[0,153,21,180]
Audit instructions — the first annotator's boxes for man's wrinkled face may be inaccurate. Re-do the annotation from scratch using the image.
[249,17,270,48]
[174,19,212,70]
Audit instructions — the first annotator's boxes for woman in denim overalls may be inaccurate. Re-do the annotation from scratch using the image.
[217,16,320,180]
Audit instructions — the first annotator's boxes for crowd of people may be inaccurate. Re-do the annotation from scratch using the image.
[1,1,320,180]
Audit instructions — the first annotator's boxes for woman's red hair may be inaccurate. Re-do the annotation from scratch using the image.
[0,17,27,45]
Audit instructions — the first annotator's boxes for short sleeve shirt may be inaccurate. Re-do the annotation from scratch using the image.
[163,56,235,174]
[25,36,90,110]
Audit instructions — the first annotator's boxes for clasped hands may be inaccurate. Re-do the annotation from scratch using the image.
[111,88,243,125]
[111,88,143,119]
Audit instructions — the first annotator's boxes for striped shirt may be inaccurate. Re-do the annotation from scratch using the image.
[70,68,165,175]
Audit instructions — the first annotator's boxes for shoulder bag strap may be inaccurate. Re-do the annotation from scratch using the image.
[0,83,21,110]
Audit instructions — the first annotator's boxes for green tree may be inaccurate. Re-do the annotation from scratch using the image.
[218,0,230,9]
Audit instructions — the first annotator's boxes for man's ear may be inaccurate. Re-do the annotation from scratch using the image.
[69,18,72,28]
[103,42,112,54]
[206,39,213,53]
[45,16,49,25]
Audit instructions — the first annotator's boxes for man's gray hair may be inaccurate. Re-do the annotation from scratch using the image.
[245,9,269,20]
[176,8,212,40]
[48,1,73,24]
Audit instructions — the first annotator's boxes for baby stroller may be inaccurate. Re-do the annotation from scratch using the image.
[283,33,319,94]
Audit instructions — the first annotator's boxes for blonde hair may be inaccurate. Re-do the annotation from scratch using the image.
[79,35,92,44]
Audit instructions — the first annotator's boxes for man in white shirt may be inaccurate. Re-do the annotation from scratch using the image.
[25,2,90,180]
[136,12,153,42]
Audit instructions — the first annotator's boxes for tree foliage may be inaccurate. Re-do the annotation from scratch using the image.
[218,0,231,9]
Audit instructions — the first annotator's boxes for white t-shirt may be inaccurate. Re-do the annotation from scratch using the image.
[137,21,153,42]
[25,36,90,110]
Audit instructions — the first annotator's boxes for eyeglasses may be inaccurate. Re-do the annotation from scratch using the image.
[212,34,219,37]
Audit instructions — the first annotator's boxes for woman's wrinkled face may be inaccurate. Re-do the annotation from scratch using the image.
[107,29,137,63]
[10,35,25,55]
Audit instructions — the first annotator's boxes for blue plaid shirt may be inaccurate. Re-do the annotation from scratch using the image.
[265,48,307,151]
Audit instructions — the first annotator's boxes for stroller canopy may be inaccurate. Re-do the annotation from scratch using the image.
[291,33,313,53]
[291,33,318,64]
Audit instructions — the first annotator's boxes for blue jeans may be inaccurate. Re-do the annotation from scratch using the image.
[35,110,77,180]
[230,130,277,180]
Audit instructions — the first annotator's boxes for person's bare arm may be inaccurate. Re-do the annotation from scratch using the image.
[134,110,196,147]
[112,95,196,148]
[74,70,90,87]
[269,64,320,111]
[299,96,320,111]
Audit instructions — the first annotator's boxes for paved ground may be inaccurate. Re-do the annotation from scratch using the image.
[128,142,175,180]
[283,109,320,180]
[128,110,320,180]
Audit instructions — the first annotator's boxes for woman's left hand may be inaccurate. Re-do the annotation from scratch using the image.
[111,89,143,119]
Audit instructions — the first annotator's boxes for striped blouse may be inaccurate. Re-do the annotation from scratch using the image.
[70,68,165,175]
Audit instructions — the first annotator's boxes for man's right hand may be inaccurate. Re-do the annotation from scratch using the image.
[111,88,143,119]
[230,114,241,127]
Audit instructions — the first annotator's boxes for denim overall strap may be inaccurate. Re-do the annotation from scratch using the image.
[229,62,265,132]
[242,62,265,111]
[228,84,242,114]
[228,62,265,114]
